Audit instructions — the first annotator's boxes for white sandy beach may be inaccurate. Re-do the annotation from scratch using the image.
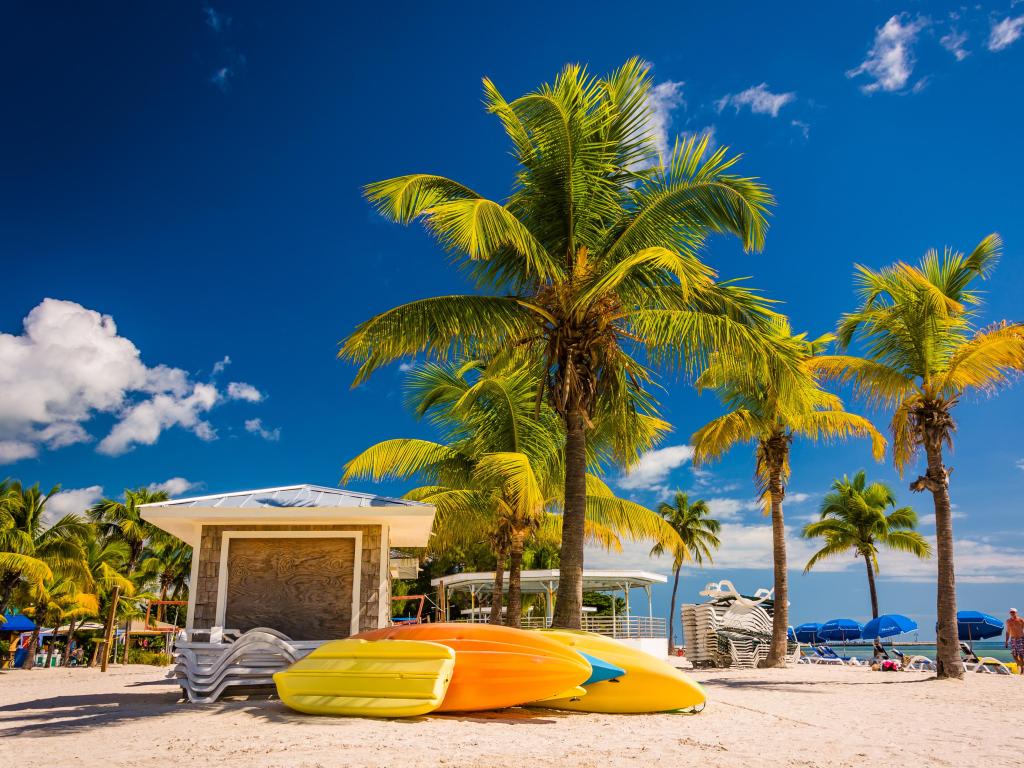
[2,663,1020,768]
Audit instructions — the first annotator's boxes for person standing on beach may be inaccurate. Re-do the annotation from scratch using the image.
[1006,608,1024,673]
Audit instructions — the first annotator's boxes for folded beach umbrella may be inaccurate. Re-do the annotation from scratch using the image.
[819,618,862,642]
[862,614,917,639]
[793,623,823,643]
[954,610,1003,641]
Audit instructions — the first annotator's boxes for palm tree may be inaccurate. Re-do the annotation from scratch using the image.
[811,234,1024,678]
[339,59,787,628]
[0,481,89,616]
[691,327,885,666]
[802,471,930,618]
[649,492,720,654]
[138,534,192,623]
[88,488,168,671]
[344,359,679,627]
[60,529,134,666]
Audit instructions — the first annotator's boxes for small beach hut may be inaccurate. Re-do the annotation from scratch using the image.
[140,484,435,640]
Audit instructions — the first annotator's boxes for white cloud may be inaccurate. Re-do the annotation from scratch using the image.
[791,119,810,139]
[716,83,796,117]
[1016,459,1024,471]
[587,521,1024,584]
[705,492,812,521]
[847,14,929,94]
[646,80,686,160]
[212,355,231,375]
[917,509,967,526]
[398,361,415,372]
[226,381,264,402]
[245,417,280,442]
[940,28,970,60]
[618,445,694,491]
[0,299,264,462]
[147,477,201,497]
[989,15,1024,51]
[44,485,104,526]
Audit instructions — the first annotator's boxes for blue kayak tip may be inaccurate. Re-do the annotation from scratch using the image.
[578,651,626,685]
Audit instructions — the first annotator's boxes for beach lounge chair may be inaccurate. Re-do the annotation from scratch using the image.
[891,648,935,671]
[815,645,863,666]
[805,645,844,665]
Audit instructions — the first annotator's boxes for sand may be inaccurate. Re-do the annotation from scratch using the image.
[2,663,1019,767]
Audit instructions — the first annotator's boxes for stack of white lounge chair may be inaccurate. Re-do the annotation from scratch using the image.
[172,627,322,703]
[682,580,795,668]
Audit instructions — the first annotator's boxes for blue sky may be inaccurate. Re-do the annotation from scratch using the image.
[3,1,1023,637]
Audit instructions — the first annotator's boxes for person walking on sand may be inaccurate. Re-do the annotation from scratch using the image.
[1006,608,1024,673]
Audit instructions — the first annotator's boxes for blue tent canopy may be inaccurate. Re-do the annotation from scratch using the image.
[954,611,1003,641]
[1,612,36,632]
[820,618,863,642]
[794,622,824,643]
[863,614,918,640]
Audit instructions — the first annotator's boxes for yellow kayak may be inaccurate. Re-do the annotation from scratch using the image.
[532,630,706,713]
[273,638,455,717]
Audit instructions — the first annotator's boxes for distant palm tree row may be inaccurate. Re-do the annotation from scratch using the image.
[341,59,1024,679]
[0,482,189,670]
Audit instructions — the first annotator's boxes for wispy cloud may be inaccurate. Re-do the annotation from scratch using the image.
[989,15,1024,51]
[791,119,810,139]
[209,54,246,92]
[212,355,231,375]
[245,417,280,442]
[679,124,718,155]
[940,28,970,60]
[646,80,686,160]
[617,444,694,492]
[1016,458,1024,471]
[715,83,796,117]
[203,5,229,33]
[147,477,202,497]
[847,14,929,94]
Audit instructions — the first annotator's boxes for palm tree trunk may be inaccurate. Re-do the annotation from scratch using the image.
[44,627,57,669]
[668,563,681,655]
[62,618,78,667]
[764,441,789,668]
[23,608,42,670]
[506,531,526,628]
[489,545,507,625]
[553,407,587,629]
[864,555,880,619]
[100,585,121,673]
[920,442,964,680]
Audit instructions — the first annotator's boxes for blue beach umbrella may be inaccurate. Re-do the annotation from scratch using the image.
[820,618,863,642]
[862,614,918,640]
[794,623,824,643]
[0,612,36,632]
[954,611,1003,641]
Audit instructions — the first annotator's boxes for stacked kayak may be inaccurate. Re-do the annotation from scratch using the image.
[273,623,706,717]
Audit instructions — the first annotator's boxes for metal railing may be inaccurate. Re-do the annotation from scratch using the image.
[457,614,666,639]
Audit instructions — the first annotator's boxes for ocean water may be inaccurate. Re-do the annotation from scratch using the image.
[831,641,1014,664]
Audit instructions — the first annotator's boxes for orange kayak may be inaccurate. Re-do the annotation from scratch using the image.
[354,623,591,712]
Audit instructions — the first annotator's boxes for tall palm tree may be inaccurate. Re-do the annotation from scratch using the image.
[802,471,930,618]
[339,59,786,628]
[0,481,88,616]
[811,233,1024,678]
[691,328,885,666]
[343,359,678,627]
[649,492,720,654]
[88,487,168,671]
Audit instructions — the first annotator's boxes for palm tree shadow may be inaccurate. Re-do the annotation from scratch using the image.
[703,675,935,692]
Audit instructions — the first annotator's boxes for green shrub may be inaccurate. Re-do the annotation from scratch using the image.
[126,649,172,666]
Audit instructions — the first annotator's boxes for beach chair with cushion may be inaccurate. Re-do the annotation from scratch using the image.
[816,645,863,666]
[891,648,935,671]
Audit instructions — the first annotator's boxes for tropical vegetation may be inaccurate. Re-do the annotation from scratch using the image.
[802,471,930,618]
[811,233,1024,678]
[339,59,797,628]
[343,358,681,627]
